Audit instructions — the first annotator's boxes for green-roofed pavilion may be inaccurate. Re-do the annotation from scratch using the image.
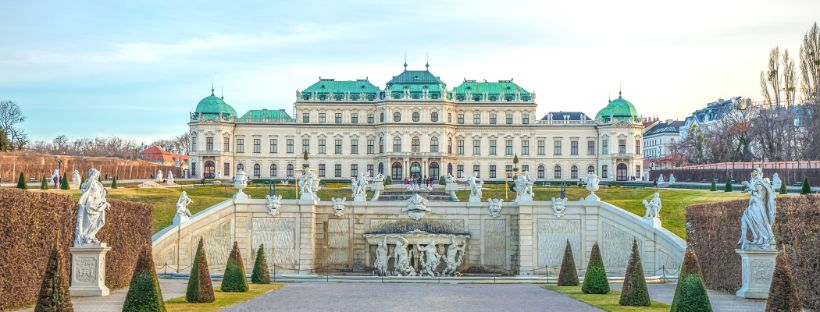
[595,91,639,123]
[452,80,532,102]
[239,109,293,122]
[194,89,238,119]
[300,79,380,101]
[385,66,448,100]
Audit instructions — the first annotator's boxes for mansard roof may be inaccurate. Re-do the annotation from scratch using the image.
[644,120,683,136]
[541,111,591,121]
[452,80,531,101]
[239,109,293,121]
[302,78,380,94]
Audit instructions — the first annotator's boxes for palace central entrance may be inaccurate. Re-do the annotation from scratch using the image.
[410,162,421,179]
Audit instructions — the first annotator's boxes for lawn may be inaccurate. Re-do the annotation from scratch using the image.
[164,283,283,312]
[545,286,670,312]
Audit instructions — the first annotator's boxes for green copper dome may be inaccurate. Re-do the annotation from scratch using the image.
[195,89,237,118]
[595,92,638,122]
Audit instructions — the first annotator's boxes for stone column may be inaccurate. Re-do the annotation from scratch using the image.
[517,202,535,275]
[70,244,112,297]
[735,249,778,299]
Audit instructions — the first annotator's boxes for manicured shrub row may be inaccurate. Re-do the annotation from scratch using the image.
[0,151,181,182]
[772,195,819,310]
[97,199,154,289]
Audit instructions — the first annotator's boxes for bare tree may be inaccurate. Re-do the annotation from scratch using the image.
[0,100,28,150]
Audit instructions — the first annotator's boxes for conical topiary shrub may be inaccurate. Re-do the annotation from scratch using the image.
[186,238,215,303]
[671,248,711,312]
[724,179,732,192]
[251,244,270,284]
[779,180,787,194]
[123,247,166,312]
[619,239,650,306]
[60,173,69,190]
[17,172,26,189]
[221,241,249,292]
[801,177,811,194]
[557,240,579,286]
[384,175,392,185]
[765,250,801,312]
[35,246,73,312]
[581,242,609,294]
[710,179,717,191]
[40,177,49,190]
[112,176,118,189]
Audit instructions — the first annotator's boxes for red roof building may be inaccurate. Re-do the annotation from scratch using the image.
[140,146,189,167]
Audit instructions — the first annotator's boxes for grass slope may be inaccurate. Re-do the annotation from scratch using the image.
[546,286,670,312]
[165,284,282,312]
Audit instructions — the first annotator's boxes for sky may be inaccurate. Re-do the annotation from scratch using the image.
[1,0,819,143]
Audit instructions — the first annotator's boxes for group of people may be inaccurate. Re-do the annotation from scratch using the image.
[405,176,436,187]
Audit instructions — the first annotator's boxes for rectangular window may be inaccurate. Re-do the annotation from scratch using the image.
[286,139,294,154]
[538,140,545,155]
[505,165,513,178]
[619,139,627,154]
[587,140,595,155]
[270,139,278,153]
[223,163,230,177]
[393,138,401,153]
[458,114,464,124]
[253,138,261,153]
[506,113,513,124]
[635,139,641,154]
[367,139,374,154]
[473,113,480,124]
[351,113,358,124]
[351,164,358,177]
[318,139,326,154]
[522,164,529,173]
[335,112,342,124]
[602,165,608,179]
[367,113,374,124]
[570,140,578,155]
[457,165,464,178]
[206,137,214,152]
[367,164,373,176]
[636,165,641,179]
[505,139,513,156]
[302,112,310,123]
[489,140,497,156]
[351,139,358,155]
[319,113,326,123]
[489,165,497,178]
[223,137,230,152]
[553,140,562,155]
[302,138,310,153]
[457,140,465,155]
[334,164,342,177]
[490,114,497,124]
[236,138,244,153]
[602,140,609,154]
[191,138,197,151]
[318,164,326,177]
[335,139,342,154]
[521,140,529,156]
[522,116,529,124]
[472,139,481,155]
[473,164,480,178]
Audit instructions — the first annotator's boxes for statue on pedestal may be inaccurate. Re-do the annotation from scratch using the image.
[173,191,193,225]
[642,192,662,227]
[74,168,110,246]
[298,169,321,201]
[156,169,164,182]
[467,174,484,202]
[72,169,82,186]
[584,174,600,201]
[167,170,175,184]
[513,171,534,203]
[668,174,676,184]
[351,172,368,202]
[233,169,249,200]
[738,168,778,249]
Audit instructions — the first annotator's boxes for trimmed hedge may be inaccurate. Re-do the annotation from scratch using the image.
[221,242,249,292]
[35,246,73,312]
[186,239,215,303]
[122,247,166,312]
[251,244,271,284]
[581,242,609,294]
[772,195,819,310]
[765,250,801,312]
[557,240,578,286]
[98,199,153,289]
[619,239,650,306]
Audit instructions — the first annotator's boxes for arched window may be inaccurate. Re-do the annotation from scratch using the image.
[571,165,578,179]
[391,162,403,181]
[412,111,420,122]
[393,136,402,152]
[448,137,453,154]
[447,163,453,174]
[429,162,440,179]
[253,164,261,178]
[378,162,384,174]
[393,111,401,122]
[430,137,439,152]
[270,164,278,177]
[379,137,384,153]
[587,165,595,176]
[380,112,385,122]
[431,112,439,122]
[412,137,420,152]
[553,165,562,179]
[286,164,294,177]
[537,165,545,179]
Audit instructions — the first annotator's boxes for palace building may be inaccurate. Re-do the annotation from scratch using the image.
[188,64,644,182]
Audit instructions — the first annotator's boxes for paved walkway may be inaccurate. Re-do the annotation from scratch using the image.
[225,283,601,312]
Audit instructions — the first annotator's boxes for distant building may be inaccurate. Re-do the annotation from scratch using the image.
[679,96,751,138]
[140,146,189,168]
[642,119,684,175]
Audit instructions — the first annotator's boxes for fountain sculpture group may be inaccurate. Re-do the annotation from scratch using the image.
[368,235,468,277]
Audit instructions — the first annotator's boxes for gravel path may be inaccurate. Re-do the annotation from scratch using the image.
[225,283,601,312]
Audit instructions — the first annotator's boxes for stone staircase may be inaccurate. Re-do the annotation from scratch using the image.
[376,190,455,201]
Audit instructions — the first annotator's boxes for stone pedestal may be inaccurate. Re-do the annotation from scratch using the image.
[585,193,599,201]
[233,191,250,200]
[353,194,367,203]
[735,248,778,299]
[468,194,481,202]
[70,244,111,297]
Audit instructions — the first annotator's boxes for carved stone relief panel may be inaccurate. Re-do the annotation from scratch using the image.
[537,219,582,269]
[483,219,507,266]
[190,219,232,267]
[601,222,641,271]
[326,219,350,265]
[252,217,297,269]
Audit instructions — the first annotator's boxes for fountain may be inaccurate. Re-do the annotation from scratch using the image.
[364,220,470,276]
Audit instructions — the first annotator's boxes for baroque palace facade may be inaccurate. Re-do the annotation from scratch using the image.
[188,65,644,182]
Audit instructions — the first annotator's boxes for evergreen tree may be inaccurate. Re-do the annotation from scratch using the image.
[557,240,579,286]
[186,239,215,303]
[16,172,26,189]
[765,250,801,312]
[35,246,73,312]
[801,177,811,194]
[710,179,717,191]
[221,241,249,292]
[619,239,650,306]
[384,175,392,185]
[60,173,69,190]
[671,249,712,312]
[112,176,118,189]
[439,176,446,185]
[724,179,733,192]
[779,180,787,194]
[581,242,609,294]
[122,247,166,312]
[251,244,271,284]
[40,177,49,190]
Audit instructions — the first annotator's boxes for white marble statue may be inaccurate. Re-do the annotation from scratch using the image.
[585,174,600,201]
[266,194,282,216]
[74,168,110,246]
[392,237,415,276]
[298,169,321,201]
[467,174,484,202]
[167,170,175,184]
[332,197,346,216]
[642,192,662,227]
[668,174,676,184]
[351,172,368,202]
[234,169,249,200]
[487,198,503,218]
[738,168,779,249]
[552,197,567,217]
[402,193,431,220]
[374,237,389,276]
[444,173,459,201]
[416,240,441,277]
[156,169,164,182]
[442,237,466,277]
[657,174,665,184]
[71,169,82,186]
[772,173,781,192]
[173,191,193,225]
[513,171,534,203]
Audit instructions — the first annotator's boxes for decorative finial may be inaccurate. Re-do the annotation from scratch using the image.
[211,79,215,96]
[425,53,429,70]
[403,52,408,70]
[221,87,224,100]
[619,81,622,99]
